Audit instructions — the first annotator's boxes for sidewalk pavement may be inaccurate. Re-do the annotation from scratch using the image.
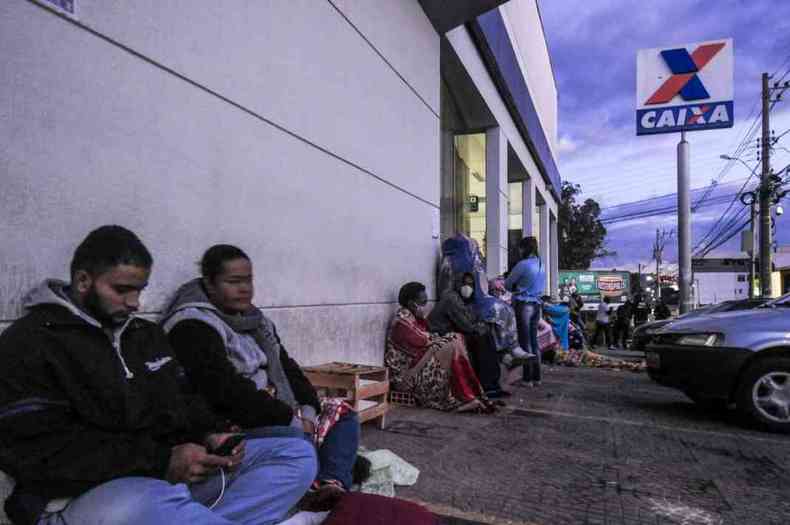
[363,366,790,525]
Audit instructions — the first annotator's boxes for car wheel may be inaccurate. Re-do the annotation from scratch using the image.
[736,357,790,433]
[684,390,728,411]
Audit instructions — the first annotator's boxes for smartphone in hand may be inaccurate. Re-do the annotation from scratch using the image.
[212,434,245,456]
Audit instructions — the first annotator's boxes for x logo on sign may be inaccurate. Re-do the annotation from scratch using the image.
[646,43,725,105]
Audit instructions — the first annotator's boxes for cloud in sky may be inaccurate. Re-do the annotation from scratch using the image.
[539,0,790,267]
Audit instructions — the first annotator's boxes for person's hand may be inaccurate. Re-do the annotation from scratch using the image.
[301,419,316,436]
[205,433,246,471]
[166,443,233,484]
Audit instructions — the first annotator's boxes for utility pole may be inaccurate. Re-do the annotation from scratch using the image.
[748,200,757,299]
[677,131,691,314]
[760,72,772,297]
[652,228,672,303]
[654,230,661,301]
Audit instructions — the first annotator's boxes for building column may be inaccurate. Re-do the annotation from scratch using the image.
[521,176,535,241]
[538,196,550,292]
[550,210,559,298]
[485,127,508,277]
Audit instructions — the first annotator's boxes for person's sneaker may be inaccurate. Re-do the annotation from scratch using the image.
[505,348,532,369]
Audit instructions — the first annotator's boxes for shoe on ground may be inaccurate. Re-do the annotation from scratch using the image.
[485,388,512,399]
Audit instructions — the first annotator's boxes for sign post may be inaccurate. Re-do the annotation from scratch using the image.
[637,39,734,313]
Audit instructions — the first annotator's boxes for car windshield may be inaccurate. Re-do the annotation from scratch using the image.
[763,293,790,308]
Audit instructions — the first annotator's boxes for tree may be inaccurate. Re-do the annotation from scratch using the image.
[558,181,612,269]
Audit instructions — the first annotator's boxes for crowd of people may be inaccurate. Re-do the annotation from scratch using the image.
[0,225,648,525]
[386,234,567,414]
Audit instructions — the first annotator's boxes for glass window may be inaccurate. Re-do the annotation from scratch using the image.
[508,182,522,230]
[453,133,487,257]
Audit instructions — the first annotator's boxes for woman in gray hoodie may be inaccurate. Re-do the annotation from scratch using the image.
[162,245,361,511]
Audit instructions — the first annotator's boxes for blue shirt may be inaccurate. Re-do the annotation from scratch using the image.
[505,256,546,303]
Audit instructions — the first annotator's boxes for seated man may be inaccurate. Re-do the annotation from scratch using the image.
[0,226,316,525]
[427,272,506,398]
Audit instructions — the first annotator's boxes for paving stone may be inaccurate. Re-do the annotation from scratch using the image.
[362,366,790,524]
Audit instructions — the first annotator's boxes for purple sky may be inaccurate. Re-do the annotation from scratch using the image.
[539,1,790,271]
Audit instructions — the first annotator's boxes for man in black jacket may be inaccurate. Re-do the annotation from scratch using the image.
[0,226,316,525]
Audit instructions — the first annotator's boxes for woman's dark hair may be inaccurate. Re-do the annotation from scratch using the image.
[519,236,539,259]
[70,225,152,278]
[200,244,250,282]
[398,281,426,308]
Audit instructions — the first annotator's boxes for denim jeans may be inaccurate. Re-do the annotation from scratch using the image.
[247,411,360,490]
[514,300,542,382]
[37,437,317,525]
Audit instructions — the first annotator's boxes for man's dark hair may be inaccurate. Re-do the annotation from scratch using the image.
[398,282,426,308]
[519,236,539,258]
[200,244,250,283]
[70,225,153,278]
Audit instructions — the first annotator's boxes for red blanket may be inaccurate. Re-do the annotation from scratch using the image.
[323,493,438,525]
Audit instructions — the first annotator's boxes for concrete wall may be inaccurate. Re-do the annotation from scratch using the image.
[500,0,558,157]
[0,0,440,365]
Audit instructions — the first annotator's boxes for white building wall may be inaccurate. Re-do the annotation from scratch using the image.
[696,273,749,305]
[499,0,559,156]
[0,0,440,365]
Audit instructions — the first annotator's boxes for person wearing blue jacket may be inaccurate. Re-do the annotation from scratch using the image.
[505,237,546,386]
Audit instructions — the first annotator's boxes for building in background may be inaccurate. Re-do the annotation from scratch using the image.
[0,0,561,365]
[692,258,751,305]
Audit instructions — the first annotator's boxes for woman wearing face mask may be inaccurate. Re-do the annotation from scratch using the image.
[505,237,547,387]
[427,273,505,399]
[386,282,491,412]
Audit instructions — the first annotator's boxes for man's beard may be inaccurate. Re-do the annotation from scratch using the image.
[84,287,128,327]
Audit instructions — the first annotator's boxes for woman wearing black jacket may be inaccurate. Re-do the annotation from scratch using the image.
[163,245,360,510]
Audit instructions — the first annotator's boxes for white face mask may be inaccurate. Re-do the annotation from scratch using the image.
[460,285,474,299]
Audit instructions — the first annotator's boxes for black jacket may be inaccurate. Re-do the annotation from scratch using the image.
[167,319,321,429]
[0,298,224,524]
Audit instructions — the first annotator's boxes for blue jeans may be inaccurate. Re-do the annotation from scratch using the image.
[37,437,317,525]
[247,411,360,490]
[514,300,542,382]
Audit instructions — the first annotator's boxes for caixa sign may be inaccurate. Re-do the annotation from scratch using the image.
[636,39,733,135]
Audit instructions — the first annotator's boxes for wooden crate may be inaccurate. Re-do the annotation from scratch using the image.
[302,362,389,429]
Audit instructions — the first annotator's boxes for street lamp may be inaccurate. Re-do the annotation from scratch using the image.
[719,154,755,173]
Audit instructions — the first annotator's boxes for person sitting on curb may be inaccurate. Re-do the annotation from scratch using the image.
[163,244,362,512]
[0,226,317,525]
[386,281,495,413]
[427,272,508,399]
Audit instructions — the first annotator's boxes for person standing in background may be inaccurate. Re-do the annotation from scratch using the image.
[505,237,546,387]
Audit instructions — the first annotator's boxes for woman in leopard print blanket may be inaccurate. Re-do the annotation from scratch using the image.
[386,282,492,412]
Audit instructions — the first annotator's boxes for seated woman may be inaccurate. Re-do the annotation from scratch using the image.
[427,272,507,399]
[162,245,359,511]
[386,282,493,412]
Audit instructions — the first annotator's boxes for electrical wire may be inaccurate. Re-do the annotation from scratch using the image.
[208,468,227,510]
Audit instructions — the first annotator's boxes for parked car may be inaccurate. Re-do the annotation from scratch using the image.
[630,298,768,352]
[646,293,790,432]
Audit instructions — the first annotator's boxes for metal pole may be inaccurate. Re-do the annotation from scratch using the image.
[749,200,756,299]
[760,72,773,297]
[655,229,661,302]
[678,130,691,314]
